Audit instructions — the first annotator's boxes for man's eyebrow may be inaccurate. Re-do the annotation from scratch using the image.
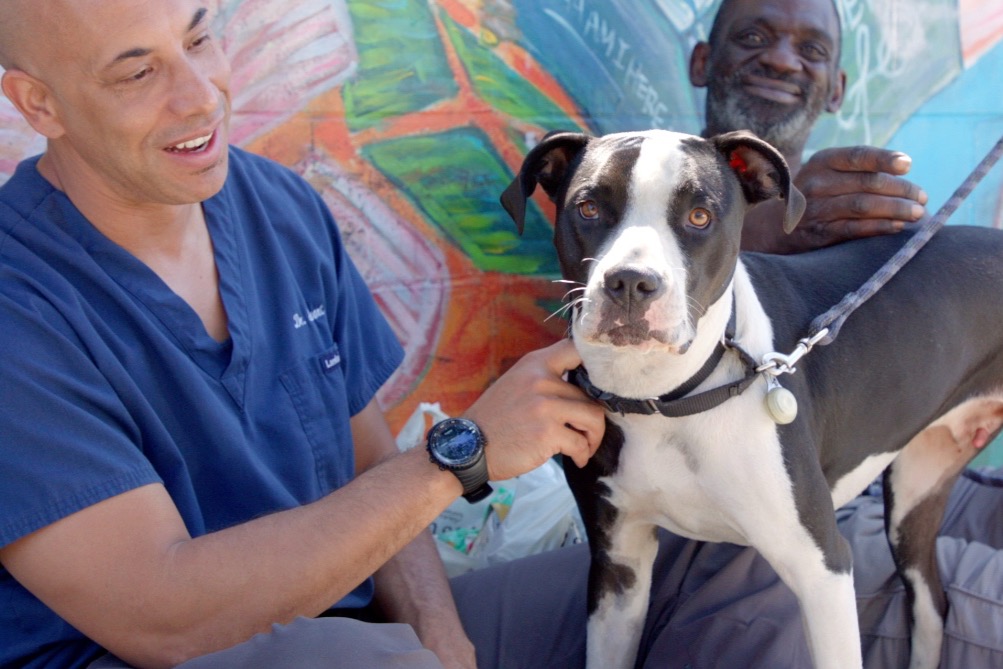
[188,7,208,33]
[108,8,209,65]
[110,47,151,64]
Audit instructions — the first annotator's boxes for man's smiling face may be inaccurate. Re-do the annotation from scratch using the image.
[7,0,233,208]
[700,0,843,158]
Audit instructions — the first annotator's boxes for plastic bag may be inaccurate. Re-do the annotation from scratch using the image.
[396,402,586,577]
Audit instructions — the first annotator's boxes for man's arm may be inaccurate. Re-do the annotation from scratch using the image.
[741,146,928,254]
[354,337,608,668]
[0,339,603,669]
[0,449,457,669]
[350,401,477,669]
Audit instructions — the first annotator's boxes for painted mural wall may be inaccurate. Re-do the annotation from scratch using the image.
[2,0,1002,458]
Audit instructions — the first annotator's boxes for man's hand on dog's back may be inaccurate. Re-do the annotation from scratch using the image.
[742,145,929,254]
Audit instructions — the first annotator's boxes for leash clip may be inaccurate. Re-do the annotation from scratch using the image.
[756,328,829,377]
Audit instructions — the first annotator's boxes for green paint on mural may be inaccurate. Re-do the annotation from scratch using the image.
[343,0,458,131]
[363,127,559,275]
[442,16,578,131]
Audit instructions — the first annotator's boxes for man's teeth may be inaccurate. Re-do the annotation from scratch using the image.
[172,133,212,151]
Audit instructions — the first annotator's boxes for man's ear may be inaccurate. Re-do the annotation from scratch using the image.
[689,42,711,88]
[825,68,847,114]
[1,69,65,139]
[712,130,806,234]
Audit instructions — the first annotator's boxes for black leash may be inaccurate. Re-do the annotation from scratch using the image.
[758,133,1003,377]
[809,134,1003,345]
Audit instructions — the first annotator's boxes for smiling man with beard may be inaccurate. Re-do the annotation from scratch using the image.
[698,0,842,162]
[690,0,930,253]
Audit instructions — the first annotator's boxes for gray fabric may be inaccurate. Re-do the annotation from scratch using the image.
[838,468,1003,668]
[88,469,1003,669]
[87,617,443,669]
[451,533,812,669]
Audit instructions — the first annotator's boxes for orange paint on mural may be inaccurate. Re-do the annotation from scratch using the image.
[385,270,567,429]
[960,0,1003,66]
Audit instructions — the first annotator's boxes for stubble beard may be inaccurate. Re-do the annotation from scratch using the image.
[704,67,827,159]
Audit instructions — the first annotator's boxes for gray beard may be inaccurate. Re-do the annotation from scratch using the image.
[704,72,826,158]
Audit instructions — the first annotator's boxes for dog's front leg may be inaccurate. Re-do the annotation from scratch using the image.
[782,555,861,669]
[585,510,659,669]
[753,486,863,669]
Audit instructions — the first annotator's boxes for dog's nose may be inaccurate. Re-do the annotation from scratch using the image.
[603,266,664,310]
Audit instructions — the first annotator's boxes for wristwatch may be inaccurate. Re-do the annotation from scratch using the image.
[426,417,493,503]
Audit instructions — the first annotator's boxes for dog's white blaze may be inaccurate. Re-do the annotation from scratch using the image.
[629,131,689,223]
[597,133,689,331]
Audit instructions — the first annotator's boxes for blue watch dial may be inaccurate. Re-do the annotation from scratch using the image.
[430,419,482,466]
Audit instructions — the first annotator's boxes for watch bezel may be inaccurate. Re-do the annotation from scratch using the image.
[426,418,493,502]
[427,418,485,469]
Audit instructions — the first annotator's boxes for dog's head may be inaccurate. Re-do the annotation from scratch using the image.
[502,130,803,364]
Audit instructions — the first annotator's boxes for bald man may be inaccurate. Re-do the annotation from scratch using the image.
[0,2,606,667]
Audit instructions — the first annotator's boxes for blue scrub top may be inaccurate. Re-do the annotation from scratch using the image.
[0,147,405,668]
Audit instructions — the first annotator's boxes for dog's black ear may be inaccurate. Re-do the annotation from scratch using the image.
[501,131,591,235]
[712,130,806,234]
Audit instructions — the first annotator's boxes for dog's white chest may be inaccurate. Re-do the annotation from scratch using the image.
[603,398,794,545]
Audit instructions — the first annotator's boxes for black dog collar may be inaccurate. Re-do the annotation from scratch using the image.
[570,309,761,418]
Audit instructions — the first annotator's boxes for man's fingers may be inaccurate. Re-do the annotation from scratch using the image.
[838,218,909,239]
[801,217,913,246]
[800,169,927,203]
[812,145,914,176]
[566,399,606,450]
[804,192,926,225]
[538,337,584,377]
[560,421,602,468]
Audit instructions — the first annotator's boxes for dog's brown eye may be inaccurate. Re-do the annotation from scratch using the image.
[578,201,599,220]
[688,208,711,228]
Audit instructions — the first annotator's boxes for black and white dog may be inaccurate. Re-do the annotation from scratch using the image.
[501,129,1003,669]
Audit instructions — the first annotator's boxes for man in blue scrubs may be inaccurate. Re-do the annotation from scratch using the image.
[0,1,607,667]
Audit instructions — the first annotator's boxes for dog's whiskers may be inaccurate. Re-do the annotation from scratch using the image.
[686,295,707,317]
[546,295,589,322]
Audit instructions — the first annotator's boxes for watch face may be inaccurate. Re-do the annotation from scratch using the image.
[432,419,482,466]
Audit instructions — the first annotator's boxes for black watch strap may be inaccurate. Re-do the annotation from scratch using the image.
[454,458,492,502]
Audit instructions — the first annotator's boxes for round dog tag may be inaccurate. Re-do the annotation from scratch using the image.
[765,386,798,424]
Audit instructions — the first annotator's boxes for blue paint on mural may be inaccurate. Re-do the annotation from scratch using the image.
[889,41,1003,229]
[510,0,709,134]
